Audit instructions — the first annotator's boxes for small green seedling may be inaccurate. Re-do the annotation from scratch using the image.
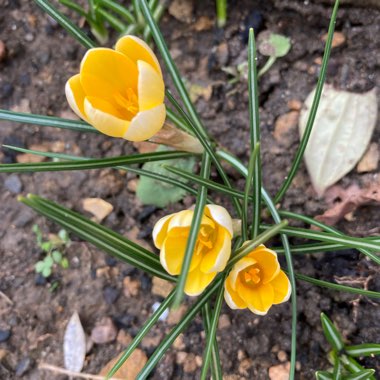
[316,313,379,380]
[222,32,291,85]
[257,31,291,77]
[33,224,70,278]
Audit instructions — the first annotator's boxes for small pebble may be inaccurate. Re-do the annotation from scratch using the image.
[38,51,50,65]
[242,11,264,42]
[24,33,34,42]
[14,210,34,227]
[103,286,120,304]
[19,73,31,87]
[105,256,117,267]
[4,174,22,194]
[0,329,11,343]
[0,40,6,62]
[137,205,157,222]
[15,356,32,376]
[91,317,118,344]
[2,136,24,164]
[0,83,13,100]
[34,274,47,286]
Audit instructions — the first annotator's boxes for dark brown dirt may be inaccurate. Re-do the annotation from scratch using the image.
[1,0,379,379]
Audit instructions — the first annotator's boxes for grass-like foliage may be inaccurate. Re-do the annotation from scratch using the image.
[1,0,379,379]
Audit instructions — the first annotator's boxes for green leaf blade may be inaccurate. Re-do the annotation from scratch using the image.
[321,313,348,352]
[346,344,380,357]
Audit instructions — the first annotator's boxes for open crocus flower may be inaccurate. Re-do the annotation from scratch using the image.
[65,35,165,142]
[224,244,291,315]
[153,205,233,296]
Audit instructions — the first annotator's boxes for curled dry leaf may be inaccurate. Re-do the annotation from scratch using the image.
[315,182,380,225]
[63,312,86,372]
[299,85,377,195]
[149,123,203,154]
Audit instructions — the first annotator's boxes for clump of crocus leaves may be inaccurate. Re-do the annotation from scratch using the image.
[0,0,379,379]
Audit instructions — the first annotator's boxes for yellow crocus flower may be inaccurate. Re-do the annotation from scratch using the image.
[153,205,233,296]
[65,36,165,141]
[224,245,291,315]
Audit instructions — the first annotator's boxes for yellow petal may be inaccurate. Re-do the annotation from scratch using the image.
[123,104,166,141]
[200,226,231,273]
[205,205,233,236]
[167,210,194,230]
[152,214,173,249]
[137,60,165,112]
[160,236,187,275]
[224,276,247,309]
[65,74,88,121]
[237,281,274,315]
[115,35,162,77]
[229,257,257,291]
[271,270,292,304]
[80,48,138,97]
[184,266,216,296]
[84,97,130,137]
[247,246,280,284]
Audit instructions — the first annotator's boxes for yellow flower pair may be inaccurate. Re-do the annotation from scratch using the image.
[153,206,291,315]
[66,35,165,142]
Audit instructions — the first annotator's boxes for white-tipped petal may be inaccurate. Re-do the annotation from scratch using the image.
[137,60,165,112]
[123,104,166,142]
[115,35,162,77]
[84,97,130,137]
[65,75,88,121]
[152,214,173,249]
[200,228,231,273]
[205,205,233,236]
[224,287,240,309]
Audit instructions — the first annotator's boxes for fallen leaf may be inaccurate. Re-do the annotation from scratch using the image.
[299,85,378,195]
[357,143,379,173]
[316,182,380,225]
[99,349,147,379]
[91,317,118,344]
[63,312,86,372]
[82,198,113,222]
[136,146,196,208]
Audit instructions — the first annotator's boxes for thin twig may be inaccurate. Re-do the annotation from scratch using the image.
[38,363,124,380]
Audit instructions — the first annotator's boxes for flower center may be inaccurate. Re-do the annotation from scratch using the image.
[241,265,261,286]
[113,88,139,118]
[195,226,215,255]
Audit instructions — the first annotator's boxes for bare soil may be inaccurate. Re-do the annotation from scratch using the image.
[1,0,379,379]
